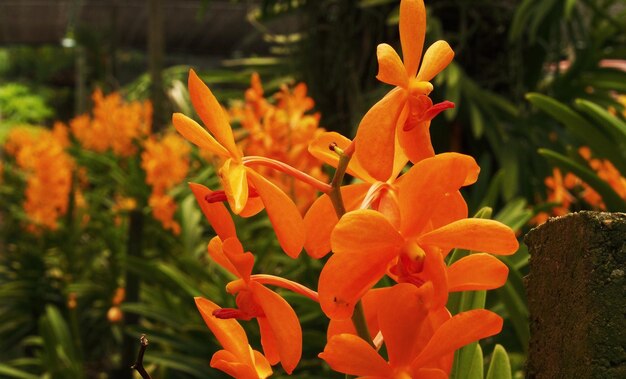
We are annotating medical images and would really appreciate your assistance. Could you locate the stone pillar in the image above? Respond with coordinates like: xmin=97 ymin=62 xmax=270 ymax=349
xmin=524 ymin=211 xmax=626 ymax=378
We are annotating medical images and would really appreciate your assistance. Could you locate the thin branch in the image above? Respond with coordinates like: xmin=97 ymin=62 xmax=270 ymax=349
xmin=131 ymin=334 xmax=152 ymax=379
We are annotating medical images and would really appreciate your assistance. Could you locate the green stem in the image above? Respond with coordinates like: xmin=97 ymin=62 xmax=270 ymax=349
xmin=326 ymin=143 xmax=374 ymax=350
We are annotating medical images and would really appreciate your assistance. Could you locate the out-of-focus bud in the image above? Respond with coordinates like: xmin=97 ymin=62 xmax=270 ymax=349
xmin=107 ymin=306 xmax=123 ymax=323
xmin=68 ymin=292 xmax=77 ymax=309
xmin=112 ymin=287 xmax=125 ymax=305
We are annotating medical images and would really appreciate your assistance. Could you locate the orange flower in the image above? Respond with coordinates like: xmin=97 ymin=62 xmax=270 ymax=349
xmin=303 ymin=131 xmax=410 ymax=258
xmin=354 ymin=0 xmax=455 ymax=180
xmin=318 ymin=153 xmax=518 ymax=319
xmin=195 ymin=297 xmax=273 ymax=379
xmin=173 ymin=69 xmax=308 ymax=257
xmin=208 ymin=236 xmax=316 ymax=374
xmin=70 ymin=90 xmax=151 ymax=156
xmin=319 ymin=283 xmax=503 ymax=378
xmin=5 ymin=127 xmax=74 ymax=232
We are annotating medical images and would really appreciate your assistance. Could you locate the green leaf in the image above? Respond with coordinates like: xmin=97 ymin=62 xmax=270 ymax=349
xmin=575 ymin=99 xmax=626 ymax=156
xmin=0 ymin=364 xmax=39 ymax=379
xmin=539 ymin=149 xmax=626 ymax=212
xmin=527 ymin=93 xmax=626 ymax=175
xmin=467 ymin=344 xmax=484 ymax=379
xmin=486 ymin=344 xmax=512 ymax=379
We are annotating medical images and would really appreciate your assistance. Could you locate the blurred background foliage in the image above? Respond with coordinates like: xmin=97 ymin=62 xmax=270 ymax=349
xmin=1 ymin=0 xmax=625 ymax=378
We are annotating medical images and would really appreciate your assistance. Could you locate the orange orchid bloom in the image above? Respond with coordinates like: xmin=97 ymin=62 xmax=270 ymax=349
xmin=303 ymin=131 xmax=409 ymax=258
xmin=318 ymin=153 xmax=519 ymax=320
xmin=195 ymin=297 xmax=273 ymax=379
xmin=207 ymin=235 xmax=319 ymax=374
xmin=354 ymin=0 xmax=455 ymax=181
xmin=173 ymin=69 xmax=309 ymax=257
xmin=319 ymin=284 xmax=503 ymax=378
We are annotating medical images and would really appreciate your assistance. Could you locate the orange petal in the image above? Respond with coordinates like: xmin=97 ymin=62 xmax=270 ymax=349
xmin=378 ymin=284 xmax=429 ymax=367
xmin=207 ymin=237 xmax=239 ymax=277
xmin=327 ymin=287 xmax=389 ymax=341
xmin=172 ymin=113 xmax=230 ymax=158
xmin=210 ymin=349 xmax=263 ymax=379
xmin=221 ymin=237 xmax=254 ymax=281
xmin=189 ymin=182 xmax=236 ymax=240
xmin=250 ymin=281 xmax=302 ymax=374
xmin=377 ymin=44 xmax=409 ymax=88
xmin=188 ymin=69 xmax=240 ymax=158
xmin=194 ymin=297 xmax=252 ymax=365
xmin=429 ymin=190 xmax=468 ymax=229
xmin=239 ymin=196 xmax=264 ymax=218
xmin=411 ymin=309 xmax=503 ymax=369
xmin=319 ymin=247 xmax=399 ymax=320
xmin=413 ymin=368 xmax=448 ymax=379
xmin=251 ymin=349 xmax=273 ymax=379
xmin=331 ymin=209 xmax=404 ymax=254
xmin=421 ymin=248 xmax=449 ymax=309
xmin=303 ymin=183 xmax=370 ymax=259
xmin=319 ymin=334 xmax=391 ymax=377
xmin=246 ymin=168 xmax=305 ymax=258
xmin=398 ymin=119 xmax=435 ymax=164
xmin=398 ymin=153 xmax=479 ymax=237
xmin=257 ymin=317 xmax=280 ymax=365
xmin=400 ymin=0 xmax=427 ymax=77
xmin=354 ymin=88 xmax=408 ymax=181
xmin=447 ymin=253 xmax=509 ymax=292
xmin=308 ymin=131 xmax=377 ymax=183
xmin=416 ymin=41 xmax=455 ymax=82
xmin=220 ymin=159 xmax=248 ymax=214
xmin=418 ymin=218 xmax=519 ymax=257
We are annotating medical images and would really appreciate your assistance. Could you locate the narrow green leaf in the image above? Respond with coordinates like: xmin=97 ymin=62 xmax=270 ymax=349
xmin=0 ymin=364 xmax=39 ymax=379
xmin=539 ymin=149 xmax=626 ymax=212
xmin=575 ymin=98 xmax=626 ymax=155
xmin=527 ymin=93 xmax=626 ymax=175
xmin=486 ymin=344 xmax=512 ymax=379
xmin=467 ymin=344 xmax=484 ymax=379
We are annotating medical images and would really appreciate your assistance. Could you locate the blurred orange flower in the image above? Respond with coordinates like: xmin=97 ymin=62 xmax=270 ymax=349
xmin=70 ymin=89 xmax=152 ymax=157
xmin=5 ymin=127 xmax=74 ymax=232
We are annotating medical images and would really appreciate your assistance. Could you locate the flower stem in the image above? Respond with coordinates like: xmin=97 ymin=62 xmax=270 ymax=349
xmin=243 ymin=156 xmax=332 ymax=193
xmin=326 ymin=142 xmax=374 ymax=349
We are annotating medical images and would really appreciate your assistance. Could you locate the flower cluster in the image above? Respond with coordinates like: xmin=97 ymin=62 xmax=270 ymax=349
xmin=176 ymin=0 xmax=519 ymax=377
xmin=229 ymin=74 xmax=328 ymax=212
xmin=534 ymin=146 xmax=626 ymax=223
xmin=4 ymin=125 xmax=74 ymax=232
xmin=69 ymin=89 xmax=152 ymax=157
xmin=141 ymin=133 xmax=191 ymax=234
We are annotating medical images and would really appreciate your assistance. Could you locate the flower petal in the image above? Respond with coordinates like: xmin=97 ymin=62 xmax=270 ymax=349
xmin=172 ymin=113 xmax=230 ymax=157
xmin=416 ymin=41 xmax=455 ymax=82
xmin=418 ymin=218 xmax=519 ymax=257
xmin=319 ymin=334 xmax=391 ymax=377
xmin=411 ymin=309 xmax=503 ymax=369
xmin=303 ymin=183 xmax=370 ymax=259
xmin=251 ymin=349 xmax=273 ymax=379
xmin=246 ymin=168 xmax=305 ymax=258
xmin=398 ymin=119 xmax=435 ymax=163
xmin=250 ymin=281 xmax=302 ymax=374
xmin=308 ymin=131 xmax=377 ymax=183
xmin=257 ymin=317 xmax=280 ymax=365
xmin=207 ymin=237 xmax=239 ymax=277
xmin=430 ymin=190 xmax=468 ymax=229
xmin=447 ymin=253 xmax=509 ymax=292
xmin=221 ymin=237 xmax=254 ymax=281
xmin=331 ymin=209 xmax=404 ymax=255
xmin=377 ymin=44 xmax=409 ymax=88
xmin=327 ymin=287 xmax=389 ymax=340
xmin=378 ymin=284 xmax=429 ymax=367
xmin=400 ymin=0 xmax=427 ymax=77
xmin=398 ymin=153 xmax=479 ymax=237
xmin=211 ymin=349 xmax=263 ymax=379
xmin=188 ymin=69 xmax=240 ymax=158
xmin=354 ymin=88 xmax=408 ymax=181
xmin=220 ymin=159 xmax=248 ymax=214
xmin=194 ymin=297 xmax=252 ymax=364
xmin=189 ymin=182 xmax=236 ymax=240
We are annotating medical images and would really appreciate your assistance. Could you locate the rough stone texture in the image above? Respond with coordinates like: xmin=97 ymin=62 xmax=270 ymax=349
xmin=524 ymin=211 xmax=626 ymax=379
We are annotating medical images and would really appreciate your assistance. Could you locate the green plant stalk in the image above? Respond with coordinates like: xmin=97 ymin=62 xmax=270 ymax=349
xmin=326 ymin=144 xmax=375 ymax=366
